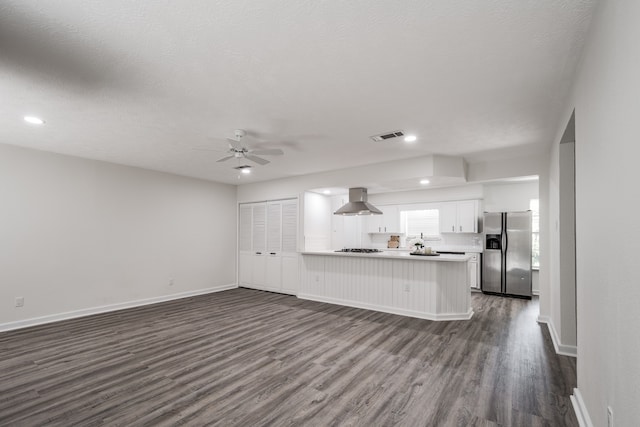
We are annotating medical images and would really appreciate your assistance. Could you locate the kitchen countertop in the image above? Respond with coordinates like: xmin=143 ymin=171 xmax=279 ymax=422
xmin=382 ymin=246 xmax=483 ymax=253
xmin=301 ymin=250 xmax=471 ymax=262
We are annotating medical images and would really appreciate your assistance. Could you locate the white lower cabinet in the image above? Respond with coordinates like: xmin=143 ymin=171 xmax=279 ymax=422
xmin=239 ymin=252 xmax=253 ymax=286
xmin=299 ymin=254 xmax=473 ymax=321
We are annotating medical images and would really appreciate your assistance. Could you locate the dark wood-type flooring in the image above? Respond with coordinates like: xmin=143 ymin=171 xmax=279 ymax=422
xmin=0 ymin=288 xmax=577 ymax=426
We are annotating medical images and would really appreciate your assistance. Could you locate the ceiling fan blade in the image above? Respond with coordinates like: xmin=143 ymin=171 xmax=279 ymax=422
xmin=249 ymin=148 xmax=284 ymax=156
xmin=226 ymin=138 xmax=243 ymax=151
xmin=244 ymin=154 xmax=270 ymax=165
xmin=216 ymin=155 xmax=235 ymax=163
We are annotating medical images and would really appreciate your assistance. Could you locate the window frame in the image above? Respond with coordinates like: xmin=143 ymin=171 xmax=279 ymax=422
xmin=530 ymin=199 xmax=540 ymax=270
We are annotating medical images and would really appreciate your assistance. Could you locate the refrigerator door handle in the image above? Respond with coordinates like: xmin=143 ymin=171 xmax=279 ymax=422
xmin=502 ymin=213 xmax=507 ymax=294
xmin=504 ymin=229 xmax=508 ymax=253
xmin=503 ymin=214 xmax=509 ymax=253
xmin=501 ymin=231 xmax=506 ymax=254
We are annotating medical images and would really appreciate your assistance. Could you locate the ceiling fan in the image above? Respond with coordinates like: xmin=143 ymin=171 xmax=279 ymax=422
xmin=200 ymin=129 xmax=284 ymax=166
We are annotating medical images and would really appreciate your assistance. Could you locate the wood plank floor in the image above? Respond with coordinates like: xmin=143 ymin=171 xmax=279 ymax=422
xmin=0 ymin=289 xmax=577 ymax=426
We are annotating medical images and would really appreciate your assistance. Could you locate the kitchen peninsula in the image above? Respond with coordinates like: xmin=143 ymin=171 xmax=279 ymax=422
xmin=300 ymin=250 xmax=473 ymax=321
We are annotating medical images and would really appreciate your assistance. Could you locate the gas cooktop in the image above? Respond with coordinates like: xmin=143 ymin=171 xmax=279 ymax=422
xmin=334 ymin=248 xmax=383 ymax=253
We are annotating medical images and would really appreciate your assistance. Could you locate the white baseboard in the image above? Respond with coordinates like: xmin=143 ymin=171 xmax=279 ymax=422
xmin=571 ymin=388 xmax=593 ymax=427
xmin=297 ymin=293 xmax=474 ymax=321
xmin=537 ymin=317 xmax=577 ymax=357
xmin=0 ymin=283 xmax=238 ymax=333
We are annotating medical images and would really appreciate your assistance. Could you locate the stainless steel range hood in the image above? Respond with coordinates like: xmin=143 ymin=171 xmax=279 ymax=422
xmin=333 ymin=187 xmax=383 ymax=216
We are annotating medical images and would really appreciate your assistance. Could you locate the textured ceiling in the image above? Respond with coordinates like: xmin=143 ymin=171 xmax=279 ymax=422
xmin=0 ymin=0 xmax=596 ymax=185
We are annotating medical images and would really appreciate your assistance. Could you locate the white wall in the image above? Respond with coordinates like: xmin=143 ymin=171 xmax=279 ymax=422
xmin=237 ymin=151 xmax=544 ymax=203
xmin=0 ymin=144 xmax=237 ymax=328
xmin=542 ymin=134 xmax=578 ymax=357
xmin=547 ymin=137 xmax=563 ymax=344
xmin=558 ymin=142 xmax=577 ymax=348
xmin=367 ymin=184 xmax=484 ymax=205
xmin=303 ymin=192 xmax=332 ymax=251
xmin=548 ymin=0 xmax=640 ymax=424
xmin=538 ymin=151 xmax=551 ymax=324
xmin=482 ymin=181 xmax=538 ymax=212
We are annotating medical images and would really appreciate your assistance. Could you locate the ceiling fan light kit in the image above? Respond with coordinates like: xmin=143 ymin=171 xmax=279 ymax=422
xmin=216 ymin=129 xmax=284 ymax=166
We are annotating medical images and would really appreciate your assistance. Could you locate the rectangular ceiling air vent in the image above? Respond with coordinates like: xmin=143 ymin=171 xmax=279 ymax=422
xmin=370 ymin=130 xmax=405 ymax=142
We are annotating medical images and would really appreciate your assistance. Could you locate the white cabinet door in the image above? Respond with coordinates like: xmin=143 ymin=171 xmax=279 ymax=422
xmin=267 ymin=202 xmax=282 ymax=253
xmin=239 ymin=204 xmax=252 ymax=252
xmin=251 ymin=253 xmax=267 ymax=289
xmin=381 ymin=205 xmax=400 ymax=233
xmin=280 ymin=199 xmax=299 ymax=294
xmin=265 ymin=202 xmax=283 ymax=291
xmin=248 ymin=203 xmax=267 ymax=290
xmin=239 ymin=252 xmax=253 ymax=286
xmin=252 ymin=203 xmax=267 ymax=254
xmin=281 ymin=199 xmax=298 ymax=254
xmin=439 ymin=200 xmax=478 ymax=233
xmin=468 ymin=260 xmax=477 ymax=288
xmin=239 ymin=204 xmax=256 ymax=289
xmin=466 ymin=253 xmax=480 ymax=289
xmin=365 ymin=214 xmax=383 ymax=233
xmin=457 ymin=200 xmax=478 ymax=233
xmin=265 ymin=253 xmax=282 ymax=291
xmin=439 ymin=202 xmax=458 ymax=233
xmin=365 ymin=205 xmax=400 ymax=233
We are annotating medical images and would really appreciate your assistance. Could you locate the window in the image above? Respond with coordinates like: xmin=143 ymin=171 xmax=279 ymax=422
xmin=400 ymin=209 xmax=440 ymax=240
xmin=530 ymin=199 xmax=540 ymax=269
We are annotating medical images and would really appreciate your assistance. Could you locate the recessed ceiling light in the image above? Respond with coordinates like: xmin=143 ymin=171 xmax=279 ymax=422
xmin=24 ymin=116 xmax=45 ymax=125
xmin=323 ymin=190 xmax=331 ymax=195
xmin=241 ymin=168 xmax=251 ymax=174
xmin=404 ymin=135 xmax=417 ymax=143
xmin=420 ymin=179 xmax=430 ymax=185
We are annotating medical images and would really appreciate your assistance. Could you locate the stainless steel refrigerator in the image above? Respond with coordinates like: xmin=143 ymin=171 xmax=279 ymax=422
xmin=482 ymin=211 xmax=532 ymax=298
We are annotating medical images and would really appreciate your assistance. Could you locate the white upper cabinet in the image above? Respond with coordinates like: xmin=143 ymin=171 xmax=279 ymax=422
xmin=439 ymin=200 xmax=479 ymax=233
xmin=366 ymin=205 xmax=400 ymax=233
xmin=438 ymin=203 xmax=458 ymax=234
xmin=456 ymin=200 xmax=478 ymax=233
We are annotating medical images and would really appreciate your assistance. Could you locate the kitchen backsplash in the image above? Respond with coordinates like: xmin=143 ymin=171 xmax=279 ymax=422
xmin=365 ymin=232 xmax=483 ymax=252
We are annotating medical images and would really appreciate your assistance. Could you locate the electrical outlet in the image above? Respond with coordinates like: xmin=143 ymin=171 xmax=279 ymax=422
xmin=607 ymin=406 xmax=613 ymax=427
xmin=315 ymin=275 xmax=319 ymax=282
xmin=168 ymin=278 xmax=174 ymax=286
xmin=403 ymin=284 xmax=410 ymax=292
xmin=15 ymin=297 xmax=24 ymax=307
